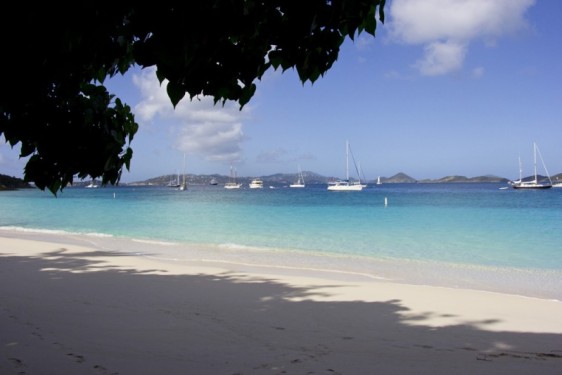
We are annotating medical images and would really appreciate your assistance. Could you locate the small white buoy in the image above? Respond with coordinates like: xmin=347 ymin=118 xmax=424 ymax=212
xmin=384 ymin=197 xmax=388 ymax=206
xmin=113 ymin=192 xmax=116 ymax=199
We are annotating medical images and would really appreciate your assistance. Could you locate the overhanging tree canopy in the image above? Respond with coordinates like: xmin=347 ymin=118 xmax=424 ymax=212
xmin=0 ymin=1 xmax=385 ymax=194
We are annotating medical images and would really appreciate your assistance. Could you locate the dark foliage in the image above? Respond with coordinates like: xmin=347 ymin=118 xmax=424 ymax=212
xmin=0 ymin=1 xmax=385 ymax=194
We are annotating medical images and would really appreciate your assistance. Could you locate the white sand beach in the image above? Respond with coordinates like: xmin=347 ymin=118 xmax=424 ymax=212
xmin=1 ymin=231 xmax=561 ymax=374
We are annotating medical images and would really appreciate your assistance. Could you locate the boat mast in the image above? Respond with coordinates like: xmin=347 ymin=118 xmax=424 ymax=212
xmin=345 ymin=140 xmax=350 ymax=181
xmin=181 ymin=153 xmax=187 ymax=190
xmin=534 ymin=142 xmax=553 ymax=185
xmin=533 ymin=142 xmax=538 ymax=183
xmin=230 ymin=164 xmax=238 ymax=183
xmin=518 ymin=156 xmax=522 ymax=183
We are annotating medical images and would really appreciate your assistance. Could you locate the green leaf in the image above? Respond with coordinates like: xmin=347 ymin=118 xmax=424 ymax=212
xmin=166 ymin=81 xmax=186 ymax=108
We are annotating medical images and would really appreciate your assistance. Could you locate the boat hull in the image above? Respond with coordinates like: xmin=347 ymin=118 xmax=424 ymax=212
xmin=327 ymin=183 xmax=363 ymax=191
xmin=512 ymin=184 xmax=552 ymax=189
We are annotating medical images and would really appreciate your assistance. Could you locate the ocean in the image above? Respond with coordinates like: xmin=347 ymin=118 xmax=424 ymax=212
xmin=1 ymin=182 xmax=561 ymax=300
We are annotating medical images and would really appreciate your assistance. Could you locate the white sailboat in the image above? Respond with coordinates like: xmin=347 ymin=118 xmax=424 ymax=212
xmin=327 ymin=140 xmax=364 ymax=191
xmin=511 ymin=142 xmax=552 ymax=189
xmin=85 ymin=178 xmax=98 ymax=188
xmin=179 ymin=174 xmax=187 ymax=190
xmin=376 ymin=176 xmax=382 ymax=185
xmin=290 ymin=166 xmax=305 ymax=188
xmin=224 ymin=165 xmax=242 ymax=189
xmin=167 ymin=171 xmax=181 ymax=188
xmin=178 ymin=153 xmax=187 ymax=191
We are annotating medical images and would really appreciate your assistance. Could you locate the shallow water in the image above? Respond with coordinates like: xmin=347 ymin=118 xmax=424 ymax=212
xmin=2 ymin=183 xmax=561 ymax=299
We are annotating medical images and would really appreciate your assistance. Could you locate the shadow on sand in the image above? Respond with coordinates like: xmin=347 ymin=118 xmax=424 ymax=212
xmin=1 ymin=248 xmax=561 ymax=375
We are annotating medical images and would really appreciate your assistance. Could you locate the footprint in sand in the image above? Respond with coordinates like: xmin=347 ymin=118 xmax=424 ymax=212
xmin=8 ymin=357 xmax=26 ymax=373
xmin=67 ymin=353 xmax=85 ymax=363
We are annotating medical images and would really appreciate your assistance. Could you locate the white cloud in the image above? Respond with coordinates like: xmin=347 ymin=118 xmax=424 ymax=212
xmin=0 ymin=137 xmax=28 ymax=178
xmin=356 ymin=34 xmax=375 ymax=50
xmin=388 ymin=0 xmax=535 ymax=75
xmin=414 ymin=40 xmax=466 ymax=76
xmin=132 ymin=67 xmax=249 ymax=164
xmin=471 ymin=66 xmax=485 ymax=78
xmin=0 ymin=141 xmax=7 ymax=164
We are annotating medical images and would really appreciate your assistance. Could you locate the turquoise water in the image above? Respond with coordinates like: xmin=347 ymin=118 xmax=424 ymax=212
xmin=2 ymin=183 xmax=561 ymax=299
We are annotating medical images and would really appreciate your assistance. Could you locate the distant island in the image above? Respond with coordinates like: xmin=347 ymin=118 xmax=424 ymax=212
xmin=127 ymin=171 xmax=516 ymax=187
xmin=4 ymin=171 xmax=562 ymax=190
xmin=0 ymin=174 xmax=33 ymax=191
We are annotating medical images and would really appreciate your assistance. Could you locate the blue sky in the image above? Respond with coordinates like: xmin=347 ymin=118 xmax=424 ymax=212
xmin=2 ymin=0 xmax=561 ymax=183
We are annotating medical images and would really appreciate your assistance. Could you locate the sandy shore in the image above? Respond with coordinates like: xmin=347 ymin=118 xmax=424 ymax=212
xmin=1 ymin=231 xmax=561 ymax=374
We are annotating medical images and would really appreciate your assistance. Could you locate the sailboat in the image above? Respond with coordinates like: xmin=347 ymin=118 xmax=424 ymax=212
xmin=376 ymin=176 xmax=382 ymax=185
xmin=289 ymin=166 xmax=305 ymax=188
xmin=327 ymin=140 xmax=364 ymax=191
xmin=85 ymin=178 xmax=98 ymax=188
xmin=167 ymin=172 xmax=181 ymax=188
xmin=511 ymin=142 xmax=552 ymax=189
xmin=178 ymin=153 xmax=187 ymax=191
xmin=224 ymin=165 xmax=242 ymax=189
xmin=179 ymin=174 xmax=187 ymax=190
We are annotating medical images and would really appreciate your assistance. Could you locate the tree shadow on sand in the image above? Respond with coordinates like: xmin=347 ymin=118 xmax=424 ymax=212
xmin=1 ymin=248 xmax=561 ymax=375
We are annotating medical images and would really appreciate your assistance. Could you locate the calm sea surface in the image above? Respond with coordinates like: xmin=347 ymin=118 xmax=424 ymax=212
xmin=1 ymin=183 xmax=561 ymax=299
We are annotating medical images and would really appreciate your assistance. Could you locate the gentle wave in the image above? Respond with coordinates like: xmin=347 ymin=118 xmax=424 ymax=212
xmin=0 ymin=226 xmax=112 ymax=238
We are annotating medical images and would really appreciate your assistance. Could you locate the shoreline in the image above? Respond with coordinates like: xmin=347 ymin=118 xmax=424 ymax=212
xmin=2 ymin=228 xmax=562 ymax=301
xmin=2 ymin=230 xmax=562 ymax=374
